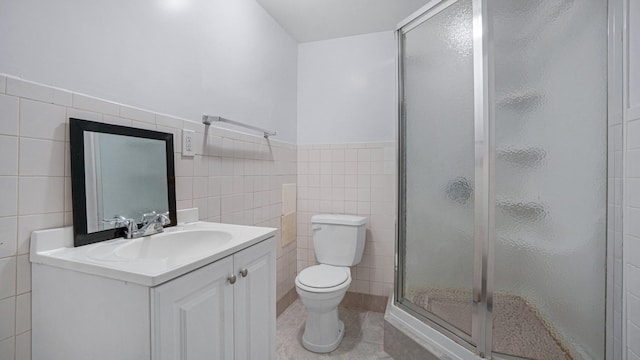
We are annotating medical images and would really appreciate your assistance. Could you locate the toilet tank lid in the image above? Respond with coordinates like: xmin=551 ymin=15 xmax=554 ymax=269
xmin=311 ymin=214 xmax=368 ymax=226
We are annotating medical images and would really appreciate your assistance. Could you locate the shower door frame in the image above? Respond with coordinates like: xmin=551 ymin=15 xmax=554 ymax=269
xmin=394 ymin=0 xmax=494 ymax=356
xmin=394 ymin=0 xmax=622 ymax=359
xmin=395 ymin=0 xmax=482 ymax=353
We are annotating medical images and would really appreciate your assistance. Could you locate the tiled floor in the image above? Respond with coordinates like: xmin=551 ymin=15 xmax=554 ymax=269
xmin=277 ymin=300 xmax=393 ymax=360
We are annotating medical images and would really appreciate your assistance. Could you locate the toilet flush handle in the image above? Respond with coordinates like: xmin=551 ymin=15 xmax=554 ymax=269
xmin=311 ymin=224 xmax=322 ymax=231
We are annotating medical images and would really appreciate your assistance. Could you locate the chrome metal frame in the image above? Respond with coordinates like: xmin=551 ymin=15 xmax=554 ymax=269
xmin=394 ymin=22 xmax=405 ymax=320
xmin=201 ymin=115 xmax=276 ymax=138
xmin=394 ymin=0 xmax=479 ymax=354
xmin=492 ymin=353 xmax=534 ymax=360
xmin=394 ymin=0 xmax=619 ymax=359
xmin=471 ymin=0 xmax=494 ymax=357
xmin=607 ymin=0 xmax=625 ymax=358
xmin=396 ymin=0 xmax=459 ymax=33
xmin=400 ymin=300 xmax=477 ymax=351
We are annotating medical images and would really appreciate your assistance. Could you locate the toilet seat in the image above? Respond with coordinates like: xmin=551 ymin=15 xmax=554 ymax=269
xmin=296 ymin=265 xmax=350 ymax=293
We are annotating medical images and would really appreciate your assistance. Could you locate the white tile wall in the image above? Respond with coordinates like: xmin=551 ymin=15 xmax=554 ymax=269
xmin=18 ymin=99 xmax=66 ymax=141
xmin=15 ymin=256 xmax=30 ymax=295
xmin=0 ymin=177 xmax=18 ymax=217
xmin=71 ymin=94 xmax=120 ymax=116
xmin=0 ymin=94 xmax=19 ymax=136
xmin=18 ymin=177 xmax=65 ymax=215
xmin=0 ymin=336 xmax=15 ymax=360
xmin=0 ymin=75 xmax=297 ymax=360
xmin=0 ymin=257 xmax=16 ymax=299
xmin=0 ymin=135 xmax=18 ymax=175
xmin=18 ymin=139 xmax=65 ymax=177
xmin=0 ymin=297 xmax=16 ymax=340
xmin=5 ymin=78 xmax=71 ymax=107
xmin=16 ymin=213 xmax=64 ymax=255
xmin=14 ymin=294 xmax=30 ymax=335
xmin=119 ymin=105 xmax=155 ymax=124
xmin=0 ymin=217 xmax=17 ymax=258
xmin=14 ymin=331 xmax=30 ymax=360
xmin=297 ymin=142 xmax=396 ymax=297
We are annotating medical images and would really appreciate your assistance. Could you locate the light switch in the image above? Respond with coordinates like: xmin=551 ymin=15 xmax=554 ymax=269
xmin=182 ymin=129 xmax=195 ymax=157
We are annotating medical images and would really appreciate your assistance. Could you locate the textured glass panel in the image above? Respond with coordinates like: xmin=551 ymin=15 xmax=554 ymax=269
xmin=491 ymin=1 xmax=608 ymax=359
xmin=401 ymin=0 xmax=475 ymax=336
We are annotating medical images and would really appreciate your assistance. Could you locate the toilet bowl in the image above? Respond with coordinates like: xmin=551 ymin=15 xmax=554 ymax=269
xmin=294 ymin=214 xmax=367 ymax=353
xmin=295 ymin=265 xmax=352 ymax=353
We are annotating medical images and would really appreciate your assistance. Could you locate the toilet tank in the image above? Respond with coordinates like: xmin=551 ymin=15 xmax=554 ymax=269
xmin=311 ymin=214 xmax=368 ymax=267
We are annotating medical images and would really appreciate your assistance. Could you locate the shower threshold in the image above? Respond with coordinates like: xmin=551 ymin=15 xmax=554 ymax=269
xmin=406 ymin=287 xmax=573 ymax=360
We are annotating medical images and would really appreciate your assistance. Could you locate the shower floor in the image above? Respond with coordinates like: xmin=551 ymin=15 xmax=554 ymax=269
xmin=406 ymin=287 xmax=572 ymax=360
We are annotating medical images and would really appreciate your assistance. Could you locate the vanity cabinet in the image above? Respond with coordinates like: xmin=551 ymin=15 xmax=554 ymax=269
xmin=32 ymin=234 xmax=275 ymax=360
xmin=152 ymin=238 xmax=275 ymax=360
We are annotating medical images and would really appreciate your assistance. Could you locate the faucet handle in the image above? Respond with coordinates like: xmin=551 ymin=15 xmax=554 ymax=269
xmin=140 ymin=211 xmax=158 ymax=224
xmin=102 ymin=215 xmax=127 ymax=227
xmin=102 ymin=216 xmax=137 ymax=239
xmin=158 ymin=212 xmax=171 ymax=226
xmin=102 ymin=215 xmax=126 ymax=222
xmin=140 ymin=211 xmax=171 ymax=227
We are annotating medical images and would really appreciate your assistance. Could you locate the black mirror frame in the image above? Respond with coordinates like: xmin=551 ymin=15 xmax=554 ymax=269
xmin=69 ymin=118 xmax=177 ymax=247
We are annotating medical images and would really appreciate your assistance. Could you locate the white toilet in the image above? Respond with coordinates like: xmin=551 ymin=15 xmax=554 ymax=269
xmin=295 ymin=214 xmax=368 ymax=353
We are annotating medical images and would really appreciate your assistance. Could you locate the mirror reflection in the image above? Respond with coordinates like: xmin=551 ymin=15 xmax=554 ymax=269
xmin=84 ymin=131 xmax=169 ymax=232
xmin=70 ymin=118 xmax=176 ymax=247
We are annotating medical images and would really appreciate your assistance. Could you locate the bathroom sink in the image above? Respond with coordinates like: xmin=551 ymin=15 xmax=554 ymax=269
xmin=116 ymin=230 xmax=233 ymax=260
xmin=30 ymin=214 xmax=277 ymax=286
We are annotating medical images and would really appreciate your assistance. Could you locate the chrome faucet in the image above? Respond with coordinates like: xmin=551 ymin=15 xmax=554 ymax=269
xmin=102 ymin=215 xmax=138 ymax=238
xmin=135 ymin=211 xmax=171 ymax=238
xmin=103 ymin=211 xmax=170 ymax=239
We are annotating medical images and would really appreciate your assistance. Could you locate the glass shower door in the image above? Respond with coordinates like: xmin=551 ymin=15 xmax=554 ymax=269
xmin=398 ymin=1 xmax=608 ymax=358
xmin=490 ymin=1 xmax=608 ymax=359
xmin=399 ymin=0 xmax=476 ymax=341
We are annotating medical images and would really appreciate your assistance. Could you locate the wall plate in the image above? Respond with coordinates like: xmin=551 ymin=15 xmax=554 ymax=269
xmin=182 ymin=129 xmax=195 ymax=156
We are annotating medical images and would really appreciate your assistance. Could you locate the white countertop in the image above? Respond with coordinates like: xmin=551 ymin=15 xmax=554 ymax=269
xmin=30 ymin=221 xmax=277 ymax=287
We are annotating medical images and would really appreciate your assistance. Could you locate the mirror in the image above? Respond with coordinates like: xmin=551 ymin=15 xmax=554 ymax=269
xmin=70 ymin=118 xmax=177 ymax=246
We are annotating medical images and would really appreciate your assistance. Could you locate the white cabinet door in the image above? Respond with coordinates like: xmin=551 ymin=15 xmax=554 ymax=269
xmin=152 ymin=256 xmax=235 ymax=360
xmin=233 ymin=237 xmax=276 ymax=360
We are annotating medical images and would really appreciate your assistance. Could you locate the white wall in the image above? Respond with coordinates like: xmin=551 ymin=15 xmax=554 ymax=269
xmin=297 ymin=31 xmax=396 ymax=144
xmin=0 ymin=0 xmax=298 ymax=143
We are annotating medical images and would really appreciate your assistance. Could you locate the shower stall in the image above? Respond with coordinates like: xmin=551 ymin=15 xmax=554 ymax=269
xmin=394 ymin=0 xmax=617 ymax=359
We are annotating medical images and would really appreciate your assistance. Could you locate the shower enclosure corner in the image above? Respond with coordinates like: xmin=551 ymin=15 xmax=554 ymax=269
xmin=395 ymin=0 xmax=611 ymax=359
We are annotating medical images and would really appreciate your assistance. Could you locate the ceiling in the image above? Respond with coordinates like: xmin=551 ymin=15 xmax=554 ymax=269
xmin=255 ymin=0 xmax=431 ymax=43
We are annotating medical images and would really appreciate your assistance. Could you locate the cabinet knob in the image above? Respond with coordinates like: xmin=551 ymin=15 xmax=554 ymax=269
xmin=228 ymin=274 xmax=237 ymax=284
xmin=239 ymin=268 xmax=249 ymax=277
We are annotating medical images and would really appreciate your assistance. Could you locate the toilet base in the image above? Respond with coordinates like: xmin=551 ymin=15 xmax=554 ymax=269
xmin=302 ymin=320 xmax=345 ymax=353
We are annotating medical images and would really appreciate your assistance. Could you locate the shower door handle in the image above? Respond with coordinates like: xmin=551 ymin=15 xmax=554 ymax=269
xmin=446 ymin=177 xmax=473 ymax=204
